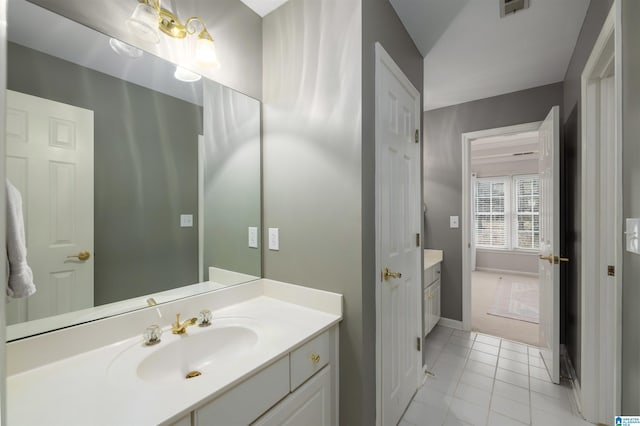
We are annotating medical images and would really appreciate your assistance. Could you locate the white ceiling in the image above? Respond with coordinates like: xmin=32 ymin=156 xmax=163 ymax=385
xmin=471 ymin=131 xmax=539 ymax=165
xmin=389 ymin=0 xmax=469 ymax=57
xmin=237 ymin=0 xmax=289 ymax=17
xmin=391 ymin=0 xmax=590 ymax=111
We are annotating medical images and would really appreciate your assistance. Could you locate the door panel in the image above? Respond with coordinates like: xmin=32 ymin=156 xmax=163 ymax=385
xmin=538 ymin=105 xmax=560 ymax=384
xmin=376 ymin=44 xmax=421 ymax=426
xmin=6 ymin=90 xmax=94 ymax=323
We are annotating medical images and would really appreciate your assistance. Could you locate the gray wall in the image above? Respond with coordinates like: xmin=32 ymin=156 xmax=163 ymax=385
xmin=560 ymin=0 xmax=613 ymax=382
xmin=28 ymin=0 xmax=263 ymax=100
xmin=263 ymin=0 xmax=422 ymax=423
xmin=262 ymin=1 xmax=363 ymax=424
xmin=7 ymin=43 xmax=202 ymax=305
xmin=621 ymin=0 xmax=640 ymax=414
xmin=424 ymin=82 xmax=564 ymax=321
xmin=362 ymin=0 xmax=424 ymax=421
xmin=202 ymin=79 xmax=261 ymax=278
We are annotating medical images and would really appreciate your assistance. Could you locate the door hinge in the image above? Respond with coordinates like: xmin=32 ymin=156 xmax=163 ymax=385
xmin=417 ymin=337 xmax=421 ymax=351
xmin=414 ymin=129 xmax=420 ymax=144
xmin=608 ymin=265 xmax=615 ymax=276
xmin=416 ymin=233 xmax=420 ymax=247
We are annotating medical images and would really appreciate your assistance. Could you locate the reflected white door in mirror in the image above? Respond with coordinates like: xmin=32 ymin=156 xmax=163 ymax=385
xmin=6 ymin=90 xmax=94 ymax=324
xmin=6 ymin=279 xmax=342 ymax=426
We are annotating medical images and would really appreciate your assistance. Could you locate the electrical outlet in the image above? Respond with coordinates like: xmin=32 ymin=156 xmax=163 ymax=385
xmin=268 ymin=228 xmax=279 ymax=251
xmin=180 ymin=214 xmax=193 ymax=227
xmin=450 ymin=216 xmax=459 ymax=228
xmin=248 ymin=227 xmax=258 ymax=248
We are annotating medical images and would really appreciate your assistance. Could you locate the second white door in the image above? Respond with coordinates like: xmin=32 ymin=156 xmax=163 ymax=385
xmin=5 ymin=90 xmax=94 ymax=323
xmin=375 ymin=43 xmax=422 ymax=426
xmin=537 ymin=105 xmax=560 ymax=384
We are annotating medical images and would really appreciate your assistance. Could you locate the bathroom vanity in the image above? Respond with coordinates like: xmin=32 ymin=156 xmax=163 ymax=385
xmin=6 ymin=280 xmax=342 ymax=426
xmin=423 ymin=249 xmax=443 ymax=336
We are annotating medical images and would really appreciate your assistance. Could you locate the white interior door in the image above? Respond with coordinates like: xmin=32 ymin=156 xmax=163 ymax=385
xmin=375 ymin=43 xmax=421 ymax=426
xmin=538 ymin=105 xmax=560 ymax=384
xmin=5 ymin=90 xmax=94 ymax=323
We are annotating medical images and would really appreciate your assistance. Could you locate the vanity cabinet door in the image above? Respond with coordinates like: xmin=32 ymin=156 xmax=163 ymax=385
xmin=253 ymin=366 xmax=332 ymax=426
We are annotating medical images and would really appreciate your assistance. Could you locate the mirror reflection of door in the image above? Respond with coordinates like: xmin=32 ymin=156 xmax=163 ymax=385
xmin=6 ymin=90 xmax=94 ymax=324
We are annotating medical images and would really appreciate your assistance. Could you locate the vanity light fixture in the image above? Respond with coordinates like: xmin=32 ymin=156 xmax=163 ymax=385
xmin=126 ymin=0 xmax=221 ymax=68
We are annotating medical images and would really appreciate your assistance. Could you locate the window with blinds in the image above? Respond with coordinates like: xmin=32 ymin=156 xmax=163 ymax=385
xmin=474 ymin=178 xmax=509 ymax=249
xmin=513 ymin=175 xmax=540 ymax=249
xmin=473 ymin=174 xmax=540 ymax=251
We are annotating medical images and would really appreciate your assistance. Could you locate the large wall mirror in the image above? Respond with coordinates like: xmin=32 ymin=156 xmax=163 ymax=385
xmin=5 ymin=0 xmax=262 ymax=340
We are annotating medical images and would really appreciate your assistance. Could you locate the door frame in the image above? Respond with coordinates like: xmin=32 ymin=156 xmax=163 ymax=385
xmin=374 ymin=42 xmax=422 ymax=426
xmin=580 ymin=4 xmax=621 ymax=423
xmin=461 ymin=121 xmax=542 ymax=331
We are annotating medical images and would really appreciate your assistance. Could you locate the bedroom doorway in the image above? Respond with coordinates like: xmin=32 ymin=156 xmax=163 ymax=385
xmin=462 ymin=121 xmax=544 ymax=347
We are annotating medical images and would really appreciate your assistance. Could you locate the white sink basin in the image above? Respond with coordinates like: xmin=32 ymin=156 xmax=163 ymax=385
xmin=108 ymin=317 xmax=260 ymax=386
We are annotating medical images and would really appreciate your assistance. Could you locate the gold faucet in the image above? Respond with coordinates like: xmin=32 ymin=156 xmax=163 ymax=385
xmin=171 ymin=314 xmax=197 ymax=334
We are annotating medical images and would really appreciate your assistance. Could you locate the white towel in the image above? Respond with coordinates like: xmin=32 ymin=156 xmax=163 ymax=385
xmin=6 ymin=179 xmax=36 ymax=298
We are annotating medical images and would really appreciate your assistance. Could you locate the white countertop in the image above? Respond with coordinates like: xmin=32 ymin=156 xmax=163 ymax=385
xmin=7 ymin=280 xmax=342 ymax=426
xmin=424 ymin=249 xmax=443 ymax=270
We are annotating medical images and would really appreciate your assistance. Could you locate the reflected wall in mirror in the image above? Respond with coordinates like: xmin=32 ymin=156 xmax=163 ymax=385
xmin=5 ymin=0 xmax=261 ymax=341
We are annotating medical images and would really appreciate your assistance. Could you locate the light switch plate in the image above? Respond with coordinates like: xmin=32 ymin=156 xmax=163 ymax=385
xmin=268 ymin=228 xmax=279 ymax=251
xmin=450 ymin=216 xmax=459 ymax=228
xmin=248 ymin=227 xmax=258 ymax=248
xmin=626 ymin=218 xmax=640 ymax=254
xmin=180 ymin=214 xmax=193 ymax=227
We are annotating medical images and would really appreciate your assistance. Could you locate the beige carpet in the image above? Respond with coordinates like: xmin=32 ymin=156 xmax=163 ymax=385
xmin=472 ymin=270 xmax=541 ymax=346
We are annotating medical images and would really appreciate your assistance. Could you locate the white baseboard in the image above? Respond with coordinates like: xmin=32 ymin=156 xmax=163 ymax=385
xmin=438 ymin=317 xmax=464 ymax=330
xmin=475 ymin=267 xmax=539 ymax=277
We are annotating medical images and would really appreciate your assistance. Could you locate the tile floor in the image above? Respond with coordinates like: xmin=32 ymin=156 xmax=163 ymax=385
xmin=400 ymin=325 xmax=592 ymax=426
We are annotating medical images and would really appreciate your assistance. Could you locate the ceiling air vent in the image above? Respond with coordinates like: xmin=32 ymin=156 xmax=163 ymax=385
xmin=500 ymin=0 xmax=530 ymax=17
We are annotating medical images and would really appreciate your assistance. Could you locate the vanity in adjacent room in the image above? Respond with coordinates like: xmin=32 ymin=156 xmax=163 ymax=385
xmin=423 ymin=249 xmax=443 ymax=336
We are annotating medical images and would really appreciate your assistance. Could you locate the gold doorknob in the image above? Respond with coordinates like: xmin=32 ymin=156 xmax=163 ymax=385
xmin=67 ymin=251 xmax=90 ymax=261
xmin=539 ymin=255 xmax=553 ymax=264
xmin=539 ymin=255 xmax=569 ymax=264
xmin=382 ymin=267 xmax=402 ymax=281
xmin=310 ymin=353 xmax=321 ymax=364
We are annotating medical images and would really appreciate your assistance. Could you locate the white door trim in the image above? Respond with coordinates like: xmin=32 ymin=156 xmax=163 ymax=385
xmin=580 ymin=4 xmax=620 ymax=423
xmin=374 ymin=42 xmax=422 ymax=426
xmin=461 ymin=121 xmax=542 ymax=331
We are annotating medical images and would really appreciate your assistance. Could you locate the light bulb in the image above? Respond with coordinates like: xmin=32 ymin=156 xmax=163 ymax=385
xmin=195 ymin=37 xmax=221 ymax=68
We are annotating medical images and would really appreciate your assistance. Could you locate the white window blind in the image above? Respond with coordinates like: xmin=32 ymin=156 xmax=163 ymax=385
xmin=473 ymin=175 xmax=540 ymax=251
xmin=513 ymin=175 xmax=540 ymax=249
xmin=474 ymin=178 xmax=508 ymax=249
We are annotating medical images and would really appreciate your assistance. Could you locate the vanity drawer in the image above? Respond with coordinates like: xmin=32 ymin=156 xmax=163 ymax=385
xmin=424 ymin=263 xmax=441 ymax=287
xmin=290 ymin=330 xmax=330 ymax=391
xmin=194 ymin=356 xmax=290 ymax=426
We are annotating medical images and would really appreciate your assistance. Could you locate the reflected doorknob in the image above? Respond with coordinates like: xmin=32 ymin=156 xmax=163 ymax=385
xmin=539 ymin=255 xmax=569 ymax=264
xmin=382 ymin=267 xmax=402 ymax=281
xmin=67 ymin=251 xmax=91 ymax=261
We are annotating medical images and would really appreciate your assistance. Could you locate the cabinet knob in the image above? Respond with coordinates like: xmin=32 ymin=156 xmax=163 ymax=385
xmin=310 ymin=353 xmax=321 ymax=364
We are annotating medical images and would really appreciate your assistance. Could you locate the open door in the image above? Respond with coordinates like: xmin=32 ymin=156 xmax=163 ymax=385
xmin=538 ymin=105 xmax=561 ymax=384
xmin=375 ymin=43 xmax=422 ymax=426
